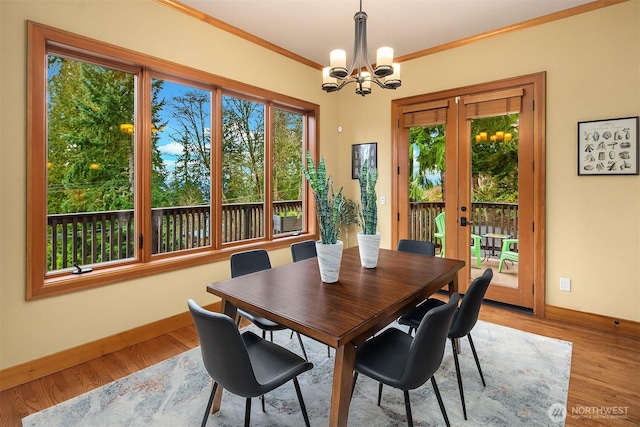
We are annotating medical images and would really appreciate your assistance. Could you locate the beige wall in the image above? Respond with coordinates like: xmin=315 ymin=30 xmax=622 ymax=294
xmin=335 ymin=1 xmax=640 ymax=322
xmin=1 ymin=0 xmax=638 ymax=370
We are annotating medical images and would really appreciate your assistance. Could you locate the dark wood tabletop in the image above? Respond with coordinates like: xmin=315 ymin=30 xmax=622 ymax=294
xmin=207 ymin=245 xmax=464 ymax=426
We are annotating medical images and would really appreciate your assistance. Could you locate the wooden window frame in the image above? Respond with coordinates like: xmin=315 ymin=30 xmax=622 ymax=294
xmin=27 ymin=21 xmax=319 ymax=300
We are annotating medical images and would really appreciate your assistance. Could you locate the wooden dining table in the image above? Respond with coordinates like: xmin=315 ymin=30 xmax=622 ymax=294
xmin=206 ymin=245 xmax=465 ymax=426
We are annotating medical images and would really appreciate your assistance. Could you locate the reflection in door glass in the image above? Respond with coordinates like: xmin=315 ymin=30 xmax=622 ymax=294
xmin=408 ymin=124 xmax=446 ymax=254
xmin=470 ymin=114 xmax=519 ymax=287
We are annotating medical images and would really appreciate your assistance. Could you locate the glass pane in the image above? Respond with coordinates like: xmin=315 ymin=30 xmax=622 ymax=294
xmin=151 ymin=79 xmax=212 ymax=254
xmin=46 ymin=55 xmax=136 ymax=272
xmin=408 ymin=124 xmax=446 ymax=254
xmin=470 ymin=114 xmax=519 ymax=286
xmin=221 ymin=95 xmax=265 ymax=242
xmin=272 ymin=109 xmax=303 ymax=235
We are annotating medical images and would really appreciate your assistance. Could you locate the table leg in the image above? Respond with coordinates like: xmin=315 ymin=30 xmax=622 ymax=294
xmin=329 ymin=343 xmax=356 ymax=427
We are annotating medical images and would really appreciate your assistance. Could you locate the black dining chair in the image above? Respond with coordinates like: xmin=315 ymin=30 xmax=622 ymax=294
xmin=188 ymin=299 xmax=313 ymax=427
xmin=290 ymin=239 xmax=317 ymax=262
xmin=230 ymin=249 xmax=308 ymax=361
xmin=398 ymin=268 xmax=493 ymax=420
xmin=290 ymin=240 xmax=332 ymax=358
xmin=397 ymin=239 xmax=436 ymax=256
xmin=351 ymin=293 xmax=461 ymax=427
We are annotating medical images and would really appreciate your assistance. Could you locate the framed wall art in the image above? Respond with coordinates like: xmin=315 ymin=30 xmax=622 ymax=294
xmin=352 ymin=142 xmax=377 ymax=179
xmin=578 ymin=116 xmax=639 ymax=176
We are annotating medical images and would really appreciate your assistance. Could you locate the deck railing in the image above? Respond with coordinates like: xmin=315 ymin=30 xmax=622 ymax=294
xmin=47 ymin=200 xmax=517 ymax=271
xmin=47 ymin=200 xmax=303 ymax=271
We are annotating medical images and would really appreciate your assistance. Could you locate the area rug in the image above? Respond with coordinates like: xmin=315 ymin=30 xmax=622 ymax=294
xmin=22 ymin=321 xmax=572 ymax=426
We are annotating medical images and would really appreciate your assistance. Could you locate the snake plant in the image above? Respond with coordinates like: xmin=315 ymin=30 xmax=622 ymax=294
xmin=302 ymin=152 xmax=344 ymax=244
xmin=358 ymin=160 xmax=378 ymax=235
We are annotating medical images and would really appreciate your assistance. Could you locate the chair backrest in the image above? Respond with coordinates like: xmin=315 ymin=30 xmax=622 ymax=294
xmin=449 ymin=268 xmax=493 ymax=338
xmin=400 ymin=293 xmax=460 ymax=390
xmin=435 ymin=212 xmax=446 ymax=234
xmin=397 ymin=239 xmax=436 ymax=256
xmin=291 ymin=240 xmax=317 ymax=262
xmin=230 ymin=249 xmax=271 ymax=278
xmin=188 ymin=299 xmax=260 ymax=397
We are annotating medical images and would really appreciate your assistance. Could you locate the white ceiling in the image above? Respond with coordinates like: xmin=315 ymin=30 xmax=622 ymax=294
xmin=177 ymin=0 xmax=595 ymax=67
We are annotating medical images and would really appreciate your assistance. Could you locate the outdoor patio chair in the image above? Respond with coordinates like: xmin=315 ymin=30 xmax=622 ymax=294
xmin=498 ymin=238 xmax=519 ymax=272
xmin=434 ymin=212 xmax=482 ymax=268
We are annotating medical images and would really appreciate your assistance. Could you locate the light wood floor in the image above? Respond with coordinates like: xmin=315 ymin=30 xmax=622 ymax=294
xmin=2 ymin=303 xmax=638 ymax=426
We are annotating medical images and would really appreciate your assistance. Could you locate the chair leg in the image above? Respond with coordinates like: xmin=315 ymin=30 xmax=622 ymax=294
xmin=201 ymin=382 xmax=218 ymax=427
xmin=377 ymin=382 xmax=383 ymax=406
xmin=293 ymin=377 xmax=311 ymax=427
xmin=468 ymin=333 xmax=486 ymax=387
xmin=295 ymin=332 xmax=308 ymax=361
xmin=430 ymin=376 xmax=450 ymax=427
xmin=403 ymin=390 xmax=413 ymax=427
xmin=270 ymin=331 xmax=273 ymax=342
xmin=351 ymin=372 xmax=359 ymax=399
xmin=261 ymin=394 xmax=265 ymax=412
xmin=450 ymin=338 xmax=467 ymax=420
xmin=244 ymin=398 xmax=251 ymax=427
xmin=327 ymin=346 xmax=331 ymax=358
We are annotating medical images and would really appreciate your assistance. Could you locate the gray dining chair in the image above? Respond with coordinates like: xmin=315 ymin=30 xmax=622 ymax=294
xmin=290 ymin=240 xmax=332 ymax=358
xmin=290 ymin=239 xmax=317 ymax=262
xmin=230 ymin=249 xmax=308 ymax=361
xmin=351 ymin=293 xmax=461 ymax=427
xmin=188 ymin=299 xmax=313 ymax=427
xmin=397 ymin=239 xmax=436 ymax=256
xmin=398 ymin=268 xmax=493 ymax=420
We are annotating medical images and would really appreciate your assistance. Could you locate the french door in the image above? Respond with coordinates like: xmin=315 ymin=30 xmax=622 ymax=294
xmin=392 ymin=73 xmax=545 ymax=314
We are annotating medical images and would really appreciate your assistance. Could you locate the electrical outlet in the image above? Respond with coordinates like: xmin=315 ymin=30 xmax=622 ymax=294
xmin=380 ymin=196 xmax=386 ymax=205
xmin=560 ymin=277 xmax=571 ymax=292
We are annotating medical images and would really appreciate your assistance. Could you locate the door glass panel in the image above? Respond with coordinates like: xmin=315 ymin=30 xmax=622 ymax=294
xmin=151 ymin=79 xmax=212 ymax=254
xmin=408 ymin=124 xmax=446 ymax=255
xmin=470 ymin=114 xmax=519 ymax=287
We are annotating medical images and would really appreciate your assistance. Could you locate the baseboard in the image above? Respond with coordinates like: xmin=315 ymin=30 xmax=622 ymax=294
xmin=0 ymin=301 xmax=221 ymax=392
xmin=545 ymin=305 xmax=640 ymax=338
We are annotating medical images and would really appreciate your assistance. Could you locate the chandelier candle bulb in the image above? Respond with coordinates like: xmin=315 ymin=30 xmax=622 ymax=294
xmin=329 ymin=49 xmax=347 ymax=78
xmin=322 ymin=67 xmax=338 ymax=91
xmin=356 ymin=71 xmax=372 ymax=95
xmin=375 ymin=47 xmax=394 ymax=76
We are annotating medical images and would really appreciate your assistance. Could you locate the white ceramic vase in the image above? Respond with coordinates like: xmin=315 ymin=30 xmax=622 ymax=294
xmin=315 ymin=240 xmax=343 ymax=283
xmin=357 ymin=232 xmax=381 ymax=268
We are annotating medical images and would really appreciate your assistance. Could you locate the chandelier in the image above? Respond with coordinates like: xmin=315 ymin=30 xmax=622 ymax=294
xmin=321 ymin=0 xmax=401 ymax=96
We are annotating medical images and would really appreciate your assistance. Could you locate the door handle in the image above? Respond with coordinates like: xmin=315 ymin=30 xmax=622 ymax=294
xmin=460 ymin=216 xmax=474 ymax=227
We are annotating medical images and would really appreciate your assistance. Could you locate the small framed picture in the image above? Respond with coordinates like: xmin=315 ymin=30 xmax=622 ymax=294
xmin=577 ymin=116 xmax=639 ymax=175
xmin=352 ymin=142 xmax=377 ymax=179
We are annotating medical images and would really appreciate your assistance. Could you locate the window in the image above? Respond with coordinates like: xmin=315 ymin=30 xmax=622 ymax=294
xmin=27 ymin=22 xmax=318 ymax=299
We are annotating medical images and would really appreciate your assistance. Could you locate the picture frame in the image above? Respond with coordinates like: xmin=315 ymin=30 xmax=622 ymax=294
xmin=577 ymin=116 xmax=639 ymax=176
xmin=352 ymin=142 xmax=377 ymax=179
